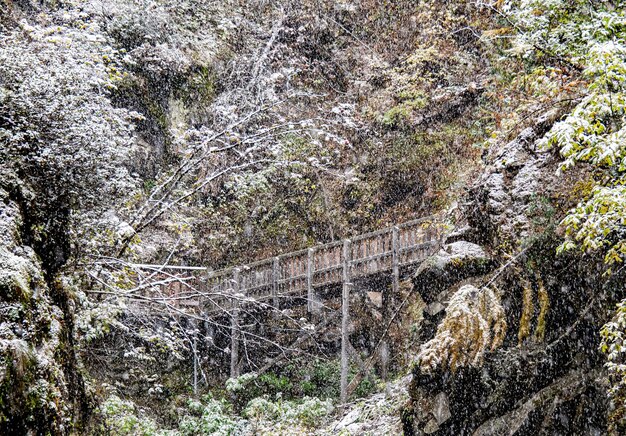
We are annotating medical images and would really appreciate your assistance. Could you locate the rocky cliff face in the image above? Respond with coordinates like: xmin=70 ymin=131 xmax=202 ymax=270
xmin=401 ymin=115 xmax=622 ymax=435
xmin=0 ymin=173 xmax=88 ymax=435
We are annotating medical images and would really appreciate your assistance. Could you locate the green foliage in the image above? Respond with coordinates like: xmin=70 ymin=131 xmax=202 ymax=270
xmin=298 ymin=359 xmax=342 ymax=399
xmin=100 ymin=395 xmax=164 ymax=436
xmin=226 ymin=371 xmax=296 ymax=410
xmin=74 ymin=293 xmax=126 ymax=345
xmin=382 ymin=91 xmax=428 ymax=127
xmin=243 ymin=396 xmax=333 ymax=429
xmin=558 ymin=185 xmax=626 ymax=265
xmin=379 ymin=46 xmax=436 ymax=128
xmin=601 ymin=301 xmax=626 ymax=433
xmin=100 ymin=394 xmax=241 ymax=436
xmin=224 ymin=358 xmax=380 ymax=410
xmin=176 ymin=66 xmax=216 ymax=106
xmin=178 ymin=396 xmax=241 ymax=436
xmin=506 ymin=0 xmax=626 ymax=61
xmin=225 ymin=372 xmax=259 ymax=395
xmin=516 ymin=1 xmax=626 ymax=267
xmin=289 ymin=358 xmax=380 ymax=400
xmin=98 ymin=380 xmax=332 ymax=435
xmin=503 ymin=0 xmax=626 ymax=260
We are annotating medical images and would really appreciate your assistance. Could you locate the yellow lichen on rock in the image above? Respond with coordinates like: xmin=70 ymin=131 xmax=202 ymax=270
xmin=534 ymin=277 xmax=549 ymax=342
xmin=518 ymin=278 xmax=534 ymax=345
xmin=418 ymin=284 xmax=507 ymax=372
xmin=517 ymin=273 xmax=550 ymax=345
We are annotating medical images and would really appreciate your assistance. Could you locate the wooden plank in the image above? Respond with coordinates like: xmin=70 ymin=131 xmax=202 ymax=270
xmin=341 ymin=239 xmax=351 ymax=404
xmin=351 ymin=251 xmax=391 ymax=265
xmin=384 ymin=233 xmax=393 ymax=269
xmin=398 ymin=241 xmax=437 ymax=266
xmin=277 ymin=273 xmax=308 ymax=283
xmin=360 ymin=242 xmax=366 ymax=277
xmin=374 ymin=236 xmax=380 ymax=272
xmin=300 ymin=257 xmax=306 ymax=294
xmin=314 ymin=264 xmax=343 ymax=275
xmin=391 ymin=226 xmax=400 ymax=301
xmin=272 ymin=257 xmax=279 ymax=310
xmin=324 ymin=250 xmax=329 ymax=284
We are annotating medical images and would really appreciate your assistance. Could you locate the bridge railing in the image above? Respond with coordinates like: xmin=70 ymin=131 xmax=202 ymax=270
xmin=137 ymin=216 xmax=446 ymax=314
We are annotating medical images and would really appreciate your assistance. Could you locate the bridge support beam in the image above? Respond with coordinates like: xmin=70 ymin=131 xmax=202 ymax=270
xmin=340 ymin=239 xmax=352 ymax=404
xmin=230 ymin=268 xmax=241 ymax=379
xmin=381 ymin=226 xmax=400 ymax=380
xmin=191 ymin=319 xmax=198 ymax=395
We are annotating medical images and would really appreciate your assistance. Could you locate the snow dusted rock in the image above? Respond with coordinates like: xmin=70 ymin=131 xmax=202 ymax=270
xmin=335 ymin=408 xmax=360 ymax=429
xmin=472 ymin=369 xmax=605 ymax=436
xmin=403 ymin=111 xmax=612 ymax=435
xmin=417 ymin=285 xmax=506 ymax=373
xmin=483 ymin=173 xmax=508 ymax=214
xmin=412 ymin=240 xmax=494 ymax=305
xmin=432 ymin=392 xmax=451 ymax=425
xmin=428 ymin=241 xmax=491 ymax=275
xmin=466 ymin=110 xmax=565 ymax=243
xmin=0 ymin=185 xmax=40 ymax=302
xmin=443 ymin=241 xmax=488 ymax=261
xmin=320 ymin=376 xmax=411 ymax=435
xmin=0 ymin=179 xmax=81 ymax=434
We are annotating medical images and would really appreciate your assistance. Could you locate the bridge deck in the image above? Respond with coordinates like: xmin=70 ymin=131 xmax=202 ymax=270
xmin=138 ymin=216 xmax=445 ymax=314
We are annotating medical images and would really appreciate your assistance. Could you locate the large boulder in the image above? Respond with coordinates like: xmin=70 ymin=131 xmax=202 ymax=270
xmin=413 ymin=240 xmax=495 ymax=306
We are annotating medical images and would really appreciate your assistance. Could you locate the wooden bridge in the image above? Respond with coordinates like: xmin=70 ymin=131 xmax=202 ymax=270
xmin=132 ymin=216 xmax=445 ymax=402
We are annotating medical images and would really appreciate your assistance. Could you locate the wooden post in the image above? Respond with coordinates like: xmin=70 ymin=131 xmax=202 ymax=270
xmin=307 ymin=248 xmax=318 ymax=314
xmin=392 ymin=226 xmax=400 ymax=295
xmin=230 ymin=268 xmax=241 ymax=379
xmin=380 ymin=340 xmax=389 ymax=381
xmin=192 ymin=321 xmax=198 ymax=395
xmin=272 ymin=257 xmax=279 ymax=313
xmin=340 ymin=239 xmax=351 ymax=404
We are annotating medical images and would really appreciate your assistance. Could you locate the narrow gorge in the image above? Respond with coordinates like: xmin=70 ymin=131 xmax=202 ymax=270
xmin=1 ymin=1 xmax=626 ymax=435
